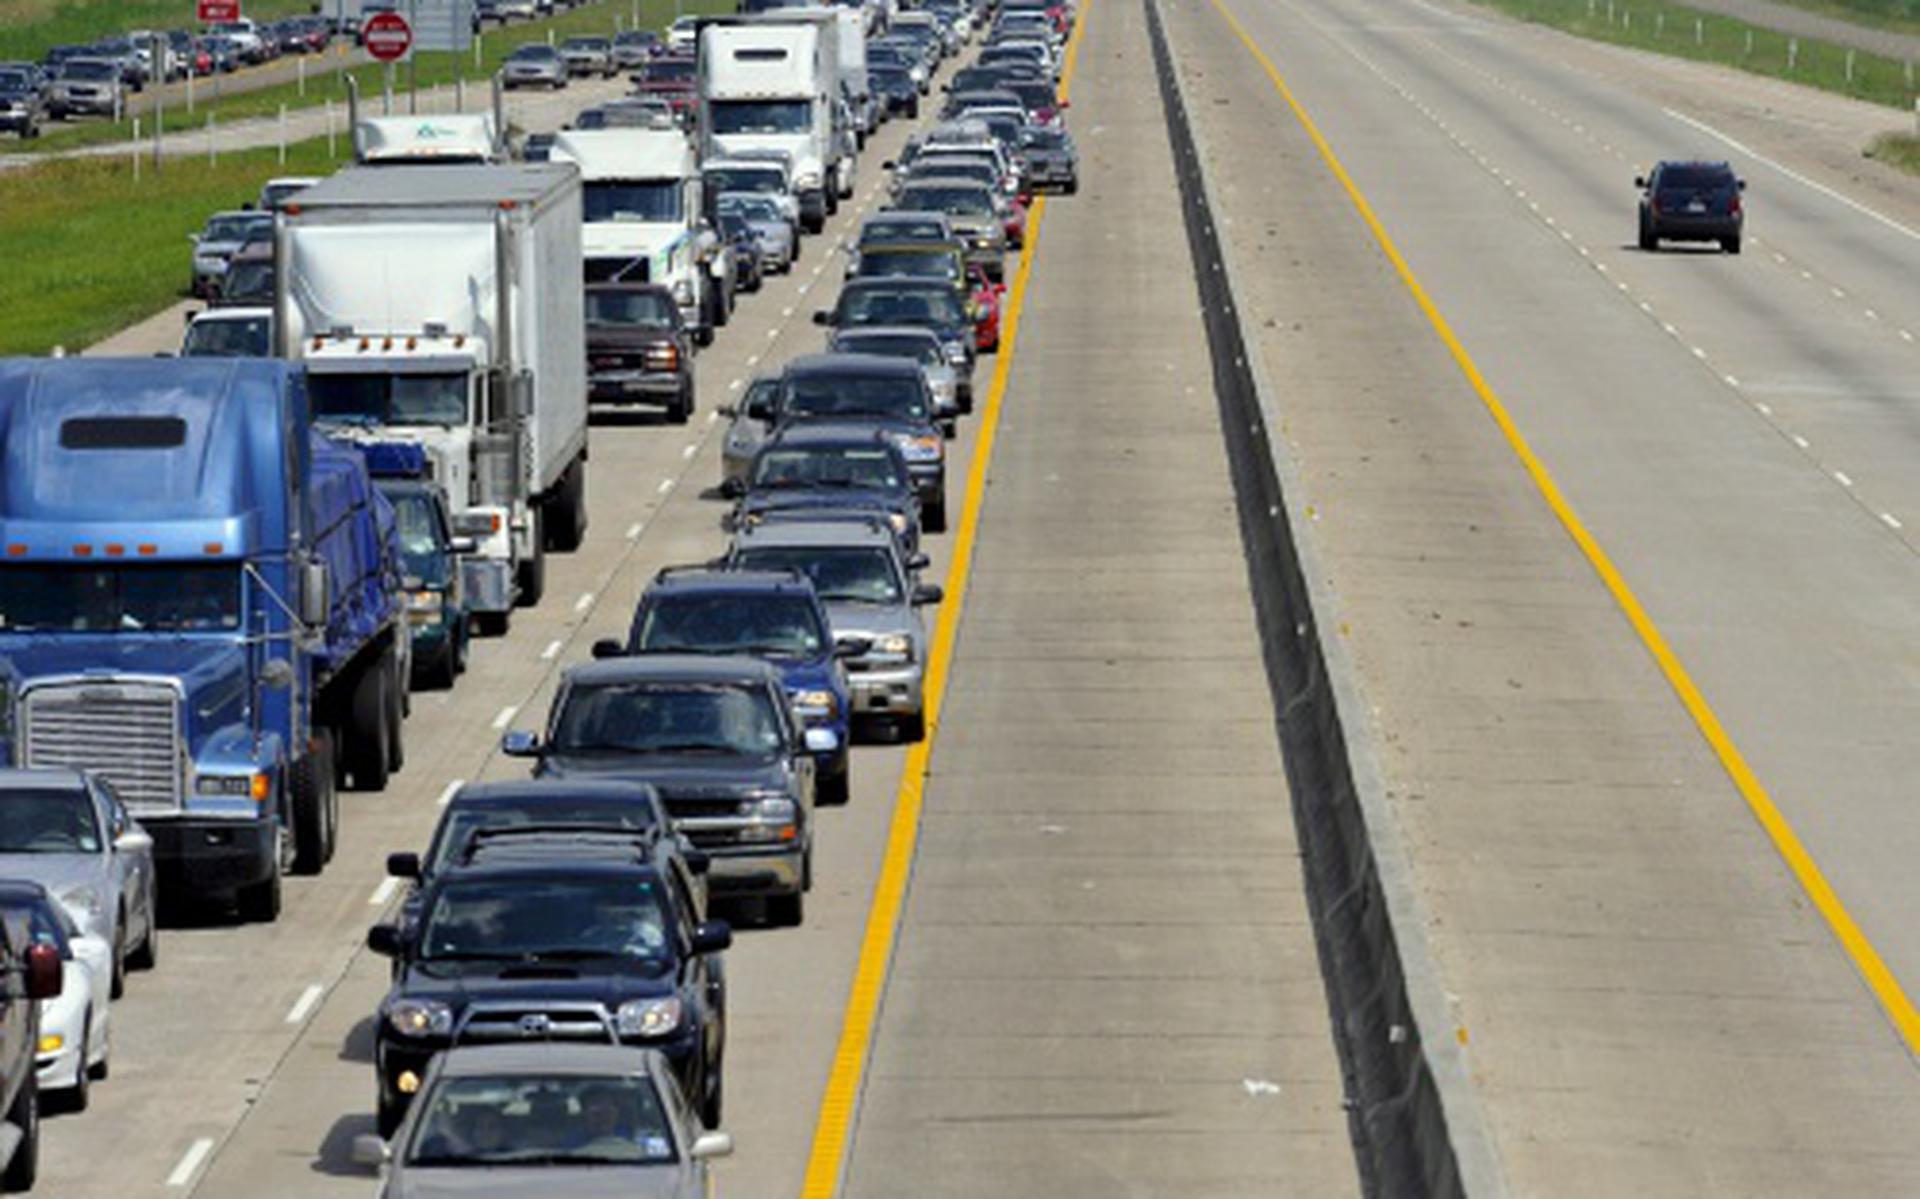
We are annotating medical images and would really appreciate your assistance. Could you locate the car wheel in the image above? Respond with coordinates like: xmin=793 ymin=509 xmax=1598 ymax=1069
xmin=670 ymin=385 xmax=693 ymax=425
xmin=1638 ymin=217 xmax=1657 ymax=253
xmin=377 ymin=1091 xmax=406 ymax=1138
xmin=767 ymin=889 xmax=803 ymax=928
xmin=236 ymin=858 xmax=281 ymax=923
xmin=897 ymin=711 xmax=927 ymax=743
xmin=699 ymin=1061 xmax=723 ymax=1128
xmin=472 ymin=609 xmax=512 ymax=637
xmin=128 ymin=911 xmax=156 ymax=971
xmin=818 ymin=766 xmax=850 ymax=807
xmin=1722 ymin=234 xmax=1742 ymax=255
xmin=53 ymin=1024 xmax=90 ymax=1114
xmin=2 ymin=1076 xmax=38 ymax=1191
xmin=109 ymin=917 xmax=126 ymax=1000
xmin=923 ymin=494 xmax=948 ymax=534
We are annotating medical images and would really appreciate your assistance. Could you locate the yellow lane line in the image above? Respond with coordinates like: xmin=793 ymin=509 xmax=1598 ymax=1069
xmin=795 ymin=8 xmax=1099 ymax=1195
xmin=1203 ymin=0 xmax=1920 ymax=1052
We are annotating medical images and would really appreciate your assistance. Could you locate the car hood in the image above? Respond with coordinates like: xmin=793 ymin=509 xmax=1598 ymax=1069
xmin=541 ymin=752 xmax=787 ymax=796
xmin=0 ymin=636 xmax=248 ymax=719
xmin=391 ymin=1167 xmax=692 ymax=1199
xmin=398 ymin=956 xmax=675 ymax=1006
xmin=0 ymin=855 xmax=107 ymax=907
xmin=741 ymin=488 xmax=911 ymax=517
xmin=821 ymin=600 xmax=920 ymax=643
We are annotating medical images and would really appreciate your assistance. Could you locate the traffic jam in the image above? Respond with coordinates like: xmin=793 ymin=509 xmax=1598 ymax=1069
xmin=0 ymin=0 xmax=1078 ymax=1192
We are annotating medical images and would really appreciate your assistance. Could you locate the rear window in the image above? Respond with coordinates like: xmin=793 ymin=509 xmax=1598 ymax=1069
xmin=1656 ymin=166 xmax=1733 ymax=190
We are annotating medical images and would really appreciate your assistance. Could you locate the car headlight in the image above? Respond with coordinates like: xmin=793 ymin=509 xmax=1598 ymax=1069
xmin=737 ymin=793 xmax=798 ymax=842
xmin=792 ymin=689 xmax=837 ymax=716
xmin=888 ymin=511 xmax=909 ymax=533
xmin=671 ymin=279 xmax=694 ymax=305
xmin=386 ymin=998 xmax=454 ymax=1038
xmin=794 ymin=170 xmax=822 ymax=190
xmin=57 ymin=886 xmax=104 ymax=934
xmin=894 ymin=433 xmax=943 ymax=462
xmin=873 ymin=633 xmax=913 ymax=660
xmin=615 ymin=996 xmax=683 ymax=1038
xmin=405 ymin=589 xmax=441 ymax=613
xmin=943 ymin=341 xmax=968 ymax=364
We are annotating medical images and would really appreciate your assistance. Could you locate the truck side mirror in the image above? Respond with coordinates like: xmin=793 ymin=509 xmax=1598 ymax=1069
xmin=300 ymin=560 xmax=331 ymax=625
xmin=22 ymin=942 xmax=61 ymax=1002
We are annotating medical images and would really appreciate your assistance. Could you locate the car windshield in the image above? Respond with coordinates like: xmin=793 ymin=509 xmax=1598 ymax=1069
xmin=636 ymin=593 xmax=826 ymax=656
xmin=221 ymin=262 xmax=274 ymax=304
xmin=404 ymin=1074 xmax=677 ymax=1167
xmin=901 ymin=185 xmax=994 ymax=216
xmin=753 ymin=447 xmax=905 ymax=491
xmin=386 ymin=490 xmax=448 ymax=584
xmin=1656 ymin=166 xmax=1733 ymax=191
xmin=839 ymin=285 xmax=965 ymax=328
xmin=508 ymin=45 xmax=558 ymax=61
xmin=642 ymin=58 xmax=694 ymax=82
xmin=1021 ymin=128 xmax=1069 ymax=150
xmin=719 ymin=194 xmax=781 ymax=222
xmin=0 ymin=71 xmax=29 ymax=90
xmin=202 ymin=215 xmax=266 ymax=243
xmin=0 ymin=564 xmax=241 ymax=633
xmin=862 ymin=218 xmax=947 ymax=243
xmin=551 ymin=682 xmax=784 ymax=756
xmin=586 ymin=289 xmax=676 ymax=328
xmin=0 ymin=789 xmax=101 ymax=855
xmin=310 ymin=372 xmax=467 ymax=427
xmin=857 ymin=250 xmax=959 ymax=281
xmin=583 ymin=180 xmax=682 ymax=223
xmin=427 ymin=799 xmax=661 ymax=876
xmin=706 ymin=166 xmax=784 ymax=196
xmin=708 ymin=99 xmax=811 ymax=134
xmin=182 ymin=315 xmax=270 ymax=358
xmin=419 ymin=875 xmax=671 ymax=962
xmin=65 ymin=60 xmax=115 ymax=80
xmin=836 ymin=334 xmax=943 ymax=365
xmin=733 ymin=546 xmax=903 ymax=604
xmin=785 ymin=373 xmax=928 ymax=420
xmin=563 ymin=38 xmax=608 ymax=50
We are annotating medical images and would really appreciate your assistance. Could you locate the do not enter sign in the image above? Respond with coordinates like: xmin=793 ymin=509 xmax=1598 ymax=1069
xmin=197 ymin=0 xmax=241 ymax=22
xmin=362 ymin=10 xmax=414 ymax=62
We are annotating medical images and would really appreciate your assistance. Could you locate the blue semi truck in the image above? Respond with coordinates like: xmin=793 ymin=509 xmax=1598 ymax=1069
xmin=0 ymin=358 xmax=410 ymax=921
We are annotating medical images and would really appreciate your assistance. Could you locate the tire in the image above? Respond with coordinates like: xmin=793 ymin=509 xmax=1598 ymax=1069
xmin=472 ymin=609 xmax=512 ymax=637
xmin=699 ymin=1062 xmax=723 ymax=1129
xmin=897 ymin=711 xmax=926 ymax=743
xmin=417 ymin=638 xmax=459 ymax=691
xmin=515 ymin=508 xmax=546 ymax=608
xmin=1638 ymin=218 xmax=1657 ymax=252
xmin=3 ymin=1075 xmax=38 ymax=1191
xmin=1722 ymin=234 xmax=1742 ymax=255
xmin=51 ymin=1024 xmax=89 ymax=1115
xmin=377 ymin=1091 xmax=405 ymax=1138
xmin=346 ymin=660 xmax=392 ymax=792
xmin=766 ymin=888 xmax=803 ymax=928
xmin=818 ymin=762 xmax=850 ymax=806
xmin=293 ymin=730 xmax=337 ymax=873
xmin=544 ymin=455 xmax=588 ymax=552
xmin=669 ymin=384 xmax=693 ymax=425
xmin=109 ymin=919 xmax=126 ymax=1000
xmin=127 ymin=906 xmax=156 ymax=970
xmin=236 ymin=857 xmax=281 ymax=923
xmin=710 ymin=282 xmax=730 ymax=330
xmin=923 ymin=494 xmax=948 ymax=534
xmin=383 ymin=656 xmax=405 ymax=777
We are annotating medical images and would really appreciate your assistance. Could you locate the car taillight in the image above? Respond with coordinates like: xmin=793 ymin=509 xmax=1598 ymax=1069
xmin=1728 ymin=193 xmax=1741 ymax=215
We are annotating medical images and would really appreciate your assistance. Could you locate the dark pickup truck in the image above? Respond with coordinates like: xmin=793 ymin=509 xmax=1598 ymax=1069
xmin=0 ymin=882 xmax=68 ymax=1192
xmin=585 ymin=282 xmax=697 ymax=423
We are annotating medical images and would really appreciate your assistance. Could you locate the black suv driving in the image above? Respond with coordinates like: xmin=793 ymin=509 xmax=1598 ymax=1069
xmin=1637 ymin=160 xmax=1744 ymax=254
xmin=367 ymin=842 xmax=729 ymax=1137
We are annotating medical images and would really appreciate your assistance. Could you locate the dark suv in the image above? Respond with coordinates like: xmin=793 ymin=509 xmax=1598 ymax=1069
xmin=586 ymin=283 xmax=697 ymax=422
xmin=726 ymin=423 xmax=925 ymax=553
xmin=503 ymin=656 xmax=827 ymax=925
xmin=600 ymin=567 xmax=857 ymax=805
xmin=1637 ymin=160 xmax=1744 ymax=254
xmin=0 ymin=882 xmax=67 ymax=1192
xmin=766 ymin=354 xmax=950 ymax=531
xmin=367 ymin=844 xmax=728 ymax=1137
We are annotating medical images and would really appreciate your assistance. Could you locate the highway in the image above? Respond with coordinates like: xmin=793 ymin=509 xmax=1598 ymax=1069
xmin=19 ymin=0 xmax=1920 ymax=1193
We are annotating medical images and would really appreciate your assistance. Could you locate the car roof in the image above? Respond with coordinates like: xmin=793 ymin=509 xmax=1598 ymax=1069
xmin=1655 ymin=159 xmax=1733 ymax=171
xmin=645 ymin=566 xmax=818 ymax=597
xmin=0 ymin=880 xmax=53 ymax=907
xmin=840 ymin=276 xmax=959 ymax=296
xmin=562 ymin=654 xmax=782 ymax=687
xmin=733 ymin=518 xmax=897 ymax=549
xmin=831 ymin=325 xmax=943 ymax=345
xmin=761 ymin=421 xmax=897 ymax=449
xmin=436 ymin=1043 xmax=669 ymax=1078
xmin=861 ymin=210 xmax=951 ymax=228
xmin=449 ymin=779 xmax=662 ymax=807
xmin=0 ymin=768 xmax=87 ymax=793
xmin=784 ymin=352 xmax=923 ymax=380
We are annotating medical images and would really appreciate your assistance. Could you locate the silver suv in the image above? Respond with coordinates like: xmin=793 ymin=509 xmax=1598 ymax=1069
xmin=726 ymin=518 xmax=942 ymax=742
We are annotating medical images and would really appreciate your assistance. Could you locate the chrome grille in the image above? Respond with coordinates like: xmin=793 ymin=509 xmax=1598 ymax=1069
xmin=456 ymin=1002 xmax=614 ymax=1045
xmin=22 ymin=681 xmax=182 ymax=812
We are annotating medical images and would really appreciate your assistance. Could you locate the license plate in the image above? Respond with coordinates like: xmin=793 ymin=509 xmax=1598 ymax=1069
xmin=1687 ymin=200 xmax=1707 ymax=214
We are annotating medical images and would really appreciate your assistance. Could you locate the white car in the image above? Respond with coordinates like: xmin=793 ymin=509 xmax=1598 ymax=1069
xmin=667 ymin=15 xmax=701 ymax=53
xmin=29 ymin=900 xmax=110 ymax=1113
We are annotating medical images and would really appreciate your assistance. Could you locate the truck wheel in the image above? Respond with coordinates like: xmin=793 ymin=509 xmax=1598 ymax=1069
xmin=472 ymin=609 xmax=512 ymax=637
xmin=346 ymin=660 xmax=393 ymax=792
xmin=712 ymin=283 xmax=731 ymax=329
xmin=670 ymin=381 xmax=694 ymax=425
xmin=237 ymin=857 xmax=282 ymax=923
xmin=383 ymin=652 xmax=405 ymax=776
xmin=516 ymin=509 xmax=547 ymax=607
xmin=293 ymin=730 xmax=337 ymax=873
xmin=419 ymin=637 xmax=459 ymax=690
xmin=545 ymin=458 xmax=588 ymax=553
xmin=2 ymin=1075 xmax=38 ymax=1191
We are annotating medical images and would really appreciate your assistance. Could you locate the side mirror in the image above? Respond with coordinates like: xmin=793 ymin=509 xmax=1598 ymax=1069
xmin=683 ymin=848 xmax=711 ymax=876
xmin=913 ymin=583 xmax=944 ymax=605
xmin=940 ymin=419 xmax=957 ymax=440
xmin=300 ymin=559 xmax=331 ymax=625
xmin=500 ymin=729 xmax=541 ymax=757
xmin=803 ymin=726 xmax=840 ymax=755
xmin=719 ymin=476 xmax=747 ymax=499
xmin=1633 ymin=175 xmax=1646 ymax=188
xmin=385 ymin=851 xmax=422 ymax=880
xmin=366 ymin=924 xmax=404 ymax=958
xmin=114 ymin=827 xmax=154 ymax=855
xmin=716 ymin=404 xmax=738 ymax=418
xmin=183 ymin=308 xmax=202 ymax=326
xmin=591 ymin=637 xmax=625 ymax=660
xmin=187 ymin=233 xmax=201 ymax=244
xmin=906 ymin=552 xmax=930 ymax=571
xmin=745 ymin=396 xmax=773 ymax=422
xmin=690 ymin=919 xmax=732 ymax=955
xmin=811 ymin=309 xmax=834 ymax=327
xmin=448 ymin=536 xmax=477 ymax=555
xmin=1738 ymin=179 xmax=1747 ymax=190
xmin=350 ymin=1133 xmax=391 ymax=1169
xmin=1059 ymin=98 xmax=1071 ymax=109
xmin=689 ymin=1131 xmax=734 ymax=1160
xmin=22 ymin=942 xmax=61 ymax=1002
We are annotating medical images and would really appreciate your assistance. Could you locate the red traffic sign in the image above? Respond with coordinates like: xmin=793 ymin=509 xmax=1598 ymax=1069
xmin=362 ymin=11 xmax=414 ymax=62
xmin=197 ymin=0 xmax=240 ymax=22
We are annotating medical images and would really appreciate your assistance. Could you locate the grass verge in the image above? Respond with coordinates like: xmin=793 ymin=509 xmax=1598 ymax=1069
xmin=4 ymin=0 xmax=726 ymax=157
xmin=1865 ymin=129 xmax=1920 ymax=172
xmin=1467 ymin=0 xmax=1919 ymax=109
xmin=0 ymin=136 xmax=348 ymax=355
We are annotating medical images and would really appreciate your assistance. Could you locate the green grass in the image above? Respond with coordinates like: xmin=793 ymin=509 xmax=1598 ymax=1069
xmin=1468 ymin=0 xmax=1920 ymax=109
xmin=0 ymin=137 xmax=349 ymax=355
xmin=0 ymin=0 xmax=320 ymax=62
xmin=1865 ymin=130 xmax=1920 ymax=173
xmin=5 ymin=0 xmax=727 ymax=156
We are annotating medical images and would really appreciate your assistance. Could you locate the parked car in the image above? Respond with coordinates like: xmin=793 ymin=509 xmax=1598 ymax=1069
xmin=180 ymin=307 xmax=272 ymax=358
xmin=1637 ymin=160 xmax=1744 ymax=253
xmin=501 ymin=43 xmax=566 ymax=90
xmin=0 ymin=881 xmax=68 ymax=1191
xmin=559 ymin=36 xmax=615 ymax=77
xmin=367 ymin=823 xmax=730 ymax=1132
xmin=0 ymin=769 xmax=158 ymax=1000
xmin=585 ymin=283 xmax=697 ymax=422
xmin=351 ymin=1045 xmax=733 ymax=1197
xmin=727 ymin=519 xmax=942 ymax=741
xmin=503 ymin=655 xmax=824 ymax=924
xmin=604 ymin=566 xmax=857 ymax=804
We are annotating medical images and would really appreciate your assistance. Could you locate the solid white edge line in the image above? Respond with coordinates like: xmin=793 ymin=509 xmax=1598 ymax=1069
xmin=284 ymin=983 xmax=325 ymax=1025
xmin=368 ymin=876 xmax=401 ymax=907
xmin=166 ymin=1138 xmax=215 ymax=1188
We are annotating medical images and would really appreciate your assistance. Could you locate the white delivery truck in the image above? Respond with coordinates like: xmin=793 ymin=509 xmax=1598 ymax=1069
xmin=353 ymin=114 xmax=503 ymax=164
xmin=698 ymin=14 xmax=855 ymax=235
xmin=274 ymin=164 xmax=589 ymax=633
xmin=549 ymin=128 xmax=734 ymax=343
xmin=830 ymin=6 xmax=875 ymax=142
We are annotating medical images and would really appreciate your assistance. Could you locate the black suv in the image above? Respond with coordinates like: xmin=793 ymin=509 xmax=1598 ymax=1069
xmin=725 ymin=423 xmax=924 ymax=554
xmin=765 ymin=354 xmax=949 ymax=531
xmin=1637 ymin=160 xmax=1744 ymax=254
xmin=367 ymin=842 xmax=729 ymax=1137
xmin=0 ymin=882 xmax=67 ymax=1192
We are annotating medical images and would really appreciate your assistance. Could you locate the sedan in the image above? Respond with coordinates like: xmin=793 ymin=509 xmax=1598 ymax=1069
xmin=501 ymin=43 xmax=566 ymax=90
xmin=32 ymin=903 xmax=111 ymax=1114
xmin=0 ymin=769 xmax=158 ymax=1000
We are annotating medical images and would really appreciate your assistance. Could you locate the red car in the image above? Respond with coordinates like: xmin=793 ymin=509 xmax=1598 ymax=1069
xmin=633 ymin=55 xmax=697 ymax=116
xmin=1001 ymin=195 xmax=1028 ymax=250
xmin=970 ymin=267 xmax=1006 ymax=353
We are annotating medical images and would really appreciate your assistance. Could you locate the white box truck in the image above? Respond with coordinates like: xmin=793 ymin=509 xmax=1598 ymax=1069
xmin=698 ymin=14 xmax=855 ymax=234
xmin=830 ymin=6 xmax=876 ymax=142
xmin=274 ymin=164 xmax=589 ymax=633
xmin=549 ymin=127 xmax=734 ymax=343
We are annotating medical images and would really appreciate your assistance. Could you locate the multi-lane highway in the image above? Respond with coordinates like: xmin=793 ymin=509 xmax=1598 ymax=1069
xmin=13 ymin=0 xmax=1920 ymax=1193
